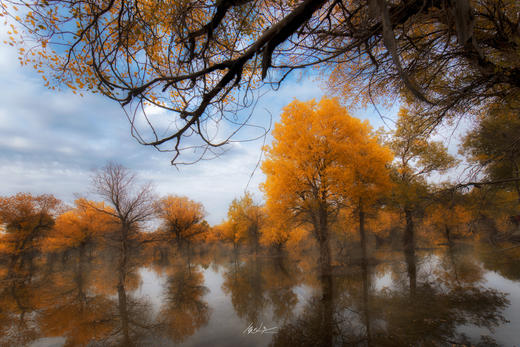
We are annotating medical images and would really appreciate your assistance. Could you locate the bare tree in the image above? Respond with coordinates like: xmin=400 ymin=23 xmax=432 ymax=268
xmin=91 ymin=162 xmax=156 ymax=244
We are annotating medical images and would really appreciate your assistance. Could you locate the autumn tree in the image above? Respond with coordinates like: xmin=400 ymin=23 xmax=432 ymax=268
xmin=387 ymin=107 xmax=456 ymax=251
xmin=365 ymin=209 xmax=401 ymax=246
xmin=0 ymin=193 xmax=61 ymax=272
xmin=227 ymin=192 xmax=264 ymax=254
xmin=262 ymin=98 xmax=392 ymax=272
xmin=342 ymin=124 xmax=393 ymax=263
xmin=211 ymin=220 xmax=243 ymax=250
xmin=462 ymin=105 xmax=520 ymax=204
xmin=42 ymin=198 xmax=117 ymax=253
xmin=425 ymin=202 xmax=472 ymax=243
xmin=90 ymin=163 xmax=155 ymax=253
xmin=155 ymin=195 xmax=207 ymax=247
xmin=4 ymin=0 xmax=519 ymax=162
xmin=259 ymin=217 xmax=291 ymax=253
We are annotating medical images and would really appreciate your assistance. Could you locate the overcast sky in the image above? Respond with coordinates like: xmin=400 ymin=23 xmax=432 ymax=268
xmin=0 ymin=26 xmax=427 ymax=225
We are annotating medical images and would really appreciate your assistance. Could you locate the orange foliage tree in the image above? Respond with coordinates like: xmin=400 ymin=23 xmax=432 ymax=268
xmin=366 ymin=209 xmax=402 ymax=245
xmin=227 ymin=192 xmax=265 ymax=253
xmin=210 ymin=220 xmax=243 ymax=250
xmin=0 ymin=193 xmax=61 ymax=271
xmin=42 ymin=198 xmax=117 ymax=253
xmin=259 ymin=217 xmax=291 ymax=252
xmin=155 ymin=195 xmax=207 ymax=246
xmin=424 ymin=197 xmax=473 ymax=243
xmin=259 ymin=205 xmax=309 ymax=252
xmin=387 ymin=107 xmax=456 ymax=250
xmin=261 ymin=97 xmax=392 ymax=271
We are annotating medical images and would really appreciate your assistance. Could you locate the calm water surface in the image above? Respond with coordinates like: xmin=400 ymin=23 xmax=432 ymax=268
xmin=1 ymin=243 xmax=519 ymax=346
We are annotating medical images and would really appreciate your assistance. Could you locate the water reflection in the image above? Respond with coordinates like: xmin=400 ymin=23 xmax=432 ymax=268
xmin=272 ymin=247 xmax=509 ymax=347
xmin=221 ymin=255 xmax=302 ymax=328
xmin=0 ymin=243 xmax=517 ymax=346
xmin=158 ymin=258 xmax=210 ymax=343
xmin=372 ymin=250 xmax=507 ymax=345
xmin=222 ymin=255 xmax=268 ymax=325
xmin=38 ymin=249 xmax=116 ymax=346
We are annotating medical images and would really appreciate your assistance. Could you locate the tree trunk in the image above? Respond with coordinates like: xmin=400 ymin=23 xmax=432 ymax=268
xmin=359 ymin=203 xmax=368 ymax=264
xmin=317 ymin=204 xmax=331 ymax=276
xmin=318 ymin=235 xmax=331 ymax=276
xmin=118 ymin=281 xmax=131 ymax=346
xmin=319 ymin=271 xmax=334 ymax=347
xmin=403 ymin=207 xmax=415 ymax=252
xmin=249 ymin=224 xmax=260 ymax=255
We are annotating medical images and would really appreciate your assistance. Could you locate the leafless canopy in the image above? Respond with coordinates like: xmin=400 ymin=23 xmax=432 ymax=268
xmin=6 ymin=0 xmax=520 ymax=162
xmin=92 ymin=162 xmax=155 ymax=233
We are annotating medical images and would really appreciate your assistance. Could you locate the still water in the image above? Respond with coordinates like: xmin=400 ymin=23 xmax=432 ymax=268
xmin=1 ymin=243 xmax=519 ymax=346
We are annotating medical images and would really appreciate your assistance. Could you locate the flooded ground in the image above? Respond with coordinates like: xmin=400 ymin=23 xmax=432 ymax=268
xmin=1 ymin=243 xmax=519 ymax=346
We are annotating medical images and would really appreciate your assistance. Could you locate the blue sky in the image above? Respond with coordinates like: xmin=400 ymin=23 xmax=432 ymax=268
xmin=0 ymin=25 xmax=427 ymax=225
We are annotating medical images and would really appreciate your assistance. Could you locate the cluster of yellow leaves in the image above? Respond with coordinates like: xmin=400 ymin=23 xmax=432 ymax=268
xmin=259 ymin=218 xmax=290 ymax=248
xmin=366 ymin=209 xmax=402 ymax=239
xmin=208 ymin=192 xmax=268 ymax=248
xmin=7 ymin=0 xmax=271 ymax=106
xmin=0 ymin=193 xmax=60 ymax=255
xmin=261 ymin=97 xmax=393 ymax=235
xmin=155 ymin=195 xmax=207 ymax=243
xmin=259 ymin=209 xmax=309 ymax=249
xmin=424 ymin=204 xmax=473 ymax=241
xmin=42 ymin=198 xmax=117 ymax=252
xmin=226 ymin=192 xmax=264 ymax=246
xmin=211 ymin=220 xmax=243 ymax=247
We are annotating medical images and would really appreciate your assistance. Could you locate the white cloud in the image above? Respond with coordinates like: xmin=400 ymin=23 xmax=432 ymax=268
xmin=0 ymin=25 xmax=406 ymax=225
xmin=0 ymin=26 xmax=271 ymax=224
xmin=0 ymin=136 xmax=33 ymax=150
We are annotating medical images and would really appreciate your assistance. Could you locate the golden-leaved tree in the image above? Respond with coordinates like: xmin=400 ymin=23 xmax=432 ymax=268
xmin=425 ymin=202 xmax=473 ymax=243
xmin=386 ymin=107 xmax=456 ymax=251
xmin=42 ymin=198 xmax=117 ymax=253
xmin=258 ymin=221 xmax=287 ymax=251
xmin=261 ymin=98 xmax=392 ymax=272
xmin=210 ymin=220 xmax=242 ymax=250
xmin=0 ymin=193 xmax=61 ymax=273
xmin=226 ymin=192 xmax=264 ymax=253
xmin=155 ymin=195 xmax=207 ymax=246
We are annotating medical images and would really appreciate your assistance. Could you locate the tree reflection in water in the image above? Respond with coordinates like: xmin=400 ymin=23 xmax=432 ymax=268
xmin=271 ymin=247 xmax=509 ymax=347
xmin=0 ymin=241 xmax=158 ymax=346
xmin=221 ymin=253 xmax=302 ymax=328
xmin=0 ymin=243 xmax=514 ymax=346
xmin=0 ymin=261 xmax=41 ymax=346
xmin=157 ymin=254 xmax=210 ymax=343
xmin=222 ymin=254 xmax=268 ymax=326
